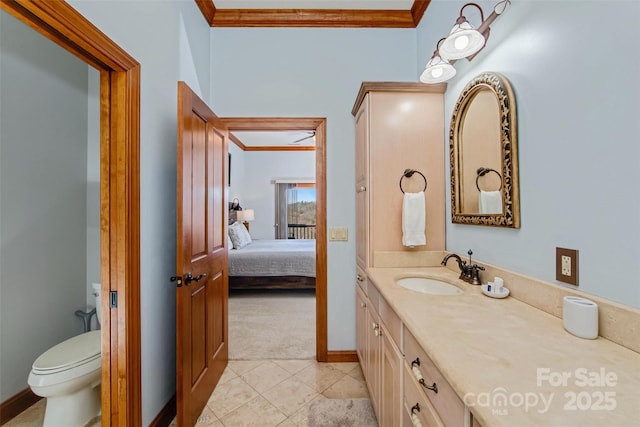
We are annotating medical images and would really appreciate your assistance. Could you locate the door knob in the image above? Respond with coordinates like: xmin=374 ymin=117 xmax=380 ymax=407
xmin=184 ymin=273 xmax=207 ymax=285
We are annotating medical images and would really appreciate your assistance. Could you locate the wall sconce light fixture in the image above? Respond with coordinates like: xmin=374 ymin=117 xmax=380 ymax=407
xmin=420 ymin=38 xmax=457 ymax=84
xmin=420 ymin=0 xmax=511 ymax=84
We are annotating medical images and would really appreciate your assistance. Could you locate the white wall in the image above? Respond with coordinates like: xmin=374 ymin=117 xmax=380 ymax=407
xmin=68 ymin=1 xmax=211 ymax=423
xmin=211 ymin=27 xmax=417 ymax=350
xmin=0 ymin=11 xmax=89 ymax=401
xmin=417 ymin=0 xmax=640 ymax=307
xmin=228 ymin=142 xmax=246 ymax=205
xmin=239 ymin=151 xmax=315 ymax=239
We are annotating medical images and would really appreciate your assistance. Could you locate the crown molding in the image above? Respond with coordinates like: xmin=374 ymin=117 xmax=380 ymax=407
xmin=196 ymin=0 xmax=431 ymax=28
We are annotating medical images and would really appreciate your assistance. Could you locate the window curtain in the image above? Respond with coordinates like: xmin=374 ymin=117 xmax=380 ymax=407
xmin=274 ymin=183 xmax=295 ymax=239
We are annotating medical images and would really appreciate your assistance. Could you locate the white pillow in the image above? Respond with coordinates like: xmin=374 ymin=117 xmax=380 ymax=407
xmin=227 ymin=235 xmax=234 ymax=249
xmin=228 ymin=221 xmax=252 ymax=249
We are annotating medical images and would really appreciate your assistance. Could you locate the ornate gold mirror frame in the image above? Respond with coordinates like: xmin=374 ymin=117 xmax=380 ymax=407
xmin=450 ymin=72 xmax=520 ymax=228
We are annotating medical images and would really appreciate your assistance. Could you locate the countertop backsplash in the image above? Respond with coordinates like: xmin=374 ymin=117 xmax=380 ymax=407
xmin=373 ymin=251 xmax=640 ymax=353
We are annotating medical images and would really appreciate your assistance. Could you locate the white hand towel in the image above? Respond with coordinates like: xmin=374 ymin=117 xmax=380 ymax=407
xmin=479 ymin=190 xmax=502 ymax=214
xmin=402 ymin=191 xmax=426 ymax=247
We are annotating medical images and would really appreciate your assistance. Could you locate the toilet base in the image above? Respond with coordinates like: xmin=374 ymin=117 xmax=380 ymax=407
xmin=42 ymin=385 xmax=100 ymax=427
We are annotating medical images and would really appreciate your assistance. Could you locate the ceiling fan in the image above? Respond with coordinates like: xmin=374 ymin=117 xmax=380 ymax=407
xmin=289 ymin=131 xmax=315 ymax=145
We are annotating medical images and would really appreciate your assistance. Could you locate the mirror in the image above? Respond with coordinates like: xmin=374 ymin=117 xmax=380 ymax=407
xmin=450 ymin=72 xmax=520 ymax=228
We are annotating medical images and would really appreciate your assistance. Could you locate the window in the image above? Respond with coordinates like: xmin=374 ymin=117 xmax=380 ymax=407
xmin=275 ymin=182 xmax=316 ymax=239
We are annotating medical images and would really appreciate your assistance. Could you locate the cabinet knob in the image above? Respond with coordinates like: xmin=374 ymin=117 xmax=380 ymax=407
xmin=360 ymin=302 xmax=366 ymax=308
xmin=411 ymin=403 xmax=421 ymax=415
xmin=357 ymin=185 xmax=367 ymax=193
xmin=356 ymin=274 xmax=364 ymax=282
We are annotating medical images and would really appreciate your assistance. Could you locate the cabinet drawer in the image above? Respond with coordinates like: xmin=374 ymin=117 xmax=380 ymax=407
xmin=380 ymin=296 xmax=402 ymax=349
xmin=367 ymin=280 xmax=380 ymax=312
xmin=404 ymin=327 xmax=465 ymax=427
xmin=403 ymin=363 xmax=444 ymax=427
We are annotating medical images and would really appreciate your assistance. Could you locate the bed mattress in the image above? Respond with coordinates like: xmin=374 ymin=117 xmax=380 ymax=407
xmin=228 ymin=239 xmax=316 ymax=277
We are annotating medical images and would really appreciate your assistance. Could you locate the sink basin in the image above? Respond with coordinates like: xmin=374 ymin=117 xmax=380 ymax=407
xmin=396 ymin=277 xmax=463 ymax=295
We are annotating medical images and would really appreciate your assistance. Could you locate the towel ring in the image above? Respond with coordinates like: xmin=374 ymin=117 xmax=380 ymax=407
xmin=476 ymin=167 xmax=503 ymax=192
xmin=400 ymin=169 xmax=427 ymax=193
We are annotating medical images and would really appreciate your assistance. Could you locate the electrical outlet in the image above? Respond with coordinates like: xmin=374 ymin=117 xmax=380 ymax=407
xmin=561 ymin=256 xmax=571 ymax=276
xmin=556 ymin=247 xmax=579 ymax=286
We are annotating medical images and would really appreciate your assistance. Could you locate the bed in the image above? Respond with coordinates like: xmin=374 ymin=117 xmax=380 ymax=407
xmin=228 ymin=239 xmax=316 ymax=290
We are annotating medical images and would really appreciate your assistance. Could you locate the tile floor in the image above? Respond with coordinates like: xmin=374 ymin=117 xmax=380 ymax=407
xmin=4 ymin=360 xmax=369 ymax=427
xmin=2 ymin=400 xmax=100 ymax=427
xmin=170 ymin=359 xmax=370 ymax=426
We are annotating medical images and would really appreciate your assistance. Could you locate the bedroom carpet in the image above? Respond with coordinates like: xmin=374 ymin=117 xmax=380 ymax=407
xmin=308 ymin=398 xmax=378 ymax=427
xmin=228 ymin=290 xmax=315 ymax=360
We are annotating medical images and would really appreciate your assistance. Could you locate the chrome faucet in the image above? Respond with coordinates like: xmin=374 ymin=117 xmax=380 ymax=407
xmin=441 ymin=250 xmax=485 ymax=285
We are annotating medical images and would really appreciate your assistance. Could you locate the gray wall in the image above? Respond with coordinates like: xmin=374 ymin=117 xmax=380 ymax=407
xmin=0 ymin=10 xmax=90 ymax=401
xmin=417 ymin=0 xmax=640 ymax=307
xmin=239 ymin=151 xmax=316 ymax=240
xmin=86 ymin=67 xmax=101 ymax=327
xmin=210 ymin=27 xmax=417 ymax=350
xmin=68 ymin=1 xmax=212 ymax=423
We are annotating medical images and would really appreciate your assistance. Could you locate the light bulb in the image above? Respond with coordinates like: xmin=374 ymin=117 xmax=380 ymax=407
xmin=454 ymin=35 xmax=469 ymax=50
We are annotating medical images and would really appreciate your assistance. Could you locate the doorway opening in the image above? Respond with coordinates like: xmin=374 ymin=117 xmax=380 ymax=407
xmin=223 ymin=117 xmax=328 ymax=361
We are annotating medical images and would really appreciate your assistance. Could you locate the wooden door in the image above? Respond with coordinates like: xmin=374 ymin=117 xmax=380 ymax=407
xmin=176 ymin=81 xmax=228 ymax=426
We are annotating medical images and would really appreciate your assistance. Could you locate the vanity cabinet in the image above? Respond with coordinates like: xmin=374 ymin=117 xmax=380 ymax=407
xmin=356 ymin=271 xmax=403 ymax=426
xmin=352 ymin=82 xmax=447 ymax=270
xmin=358 ymin=274 xmax=476 ymax=427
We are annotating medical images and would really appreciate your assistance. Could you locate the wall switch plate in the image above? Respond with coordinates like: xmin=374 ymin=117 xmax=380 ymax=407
xmin=329 ymin=227 xmax=348 ymax=241
xmin=556 ymin=247 xmax=579 ymax=286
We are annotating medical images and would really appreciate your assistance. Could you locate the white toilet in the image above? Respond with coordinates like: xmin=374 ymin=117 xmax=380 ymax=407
xmin=28 ymin=283 xmax=102 ymax=427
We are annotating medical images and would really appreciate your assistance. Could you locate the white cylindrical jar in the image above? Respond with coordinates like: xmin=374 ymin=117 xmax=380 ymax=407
xmin=562 ymin=296 xmax=598 ymax=339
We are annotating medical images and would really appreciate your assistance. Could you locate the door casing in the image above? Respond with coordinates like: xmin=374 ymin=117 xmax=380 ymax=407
xmin=0 ymin=1 xmax=142 ymax=424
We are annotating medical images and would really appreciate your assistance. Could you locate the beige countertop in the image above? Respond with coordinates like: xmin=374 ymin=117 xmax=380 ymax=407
xmin=366 ymin=267 xmax=640 ymax=427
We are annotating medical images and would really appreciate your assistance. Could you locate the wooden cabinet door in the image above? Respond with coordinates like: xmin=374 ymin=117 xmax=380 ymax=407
xmin=366 ymin=305 xmax=381 ymax=415
xmin=380 ymin=324 xmax=403 ymax=427
xmin=356 ymin=284 xmax=368 ymax=371
xmin=355 ymin=99 xmax=369 ymax=269
xmin=355 ymin=97 xmax=369 ymax=185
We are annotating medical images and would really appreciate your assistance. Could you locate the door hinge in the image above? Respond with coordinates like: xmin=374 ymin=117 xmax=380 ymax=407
xmin=110 ymin=291 xmax=118 ymax=308
xmin=170 ymin=276 xmax=183 ymax=287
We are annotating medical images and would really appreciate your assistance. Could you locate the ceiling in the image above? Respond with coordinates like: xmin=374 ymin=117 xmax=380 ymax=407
xmin=196 ymin=0 xmax=431 ymax=27
xmin=232 ymin=130 xmax=316 ymax=148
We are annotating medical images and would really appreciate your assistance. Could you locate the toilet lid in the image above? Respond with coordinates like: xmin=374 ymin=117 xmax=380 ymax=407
xmin=32 ymin=330 xmax=101 ymax=375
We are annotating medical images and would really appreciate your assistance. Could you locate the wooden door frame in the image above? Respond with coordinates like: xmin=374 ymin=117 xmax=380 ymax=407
xmin=221 ymin=117 xmax=332 ymax=361
xmin=0 ymin=1 xmax=142 ymax=425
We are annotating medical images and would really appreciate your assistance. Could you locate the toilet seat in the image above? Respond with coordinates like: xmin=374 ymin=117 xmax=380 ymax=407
xmin=32 ymin=330 xmax=101 ymax=375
